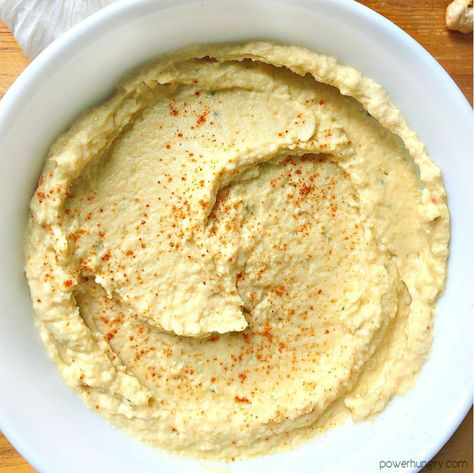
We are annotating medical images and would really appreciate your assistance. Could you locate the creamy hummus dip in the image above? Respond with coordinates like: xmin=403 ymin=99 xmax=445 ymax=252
xmin=25 ymin=42 xmax=449 ymax=460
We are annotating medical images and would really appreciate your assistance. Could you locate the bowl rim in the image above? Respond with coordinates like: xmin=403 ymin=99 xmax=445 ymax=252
xmin=0 ymin=1 xmax=472 ymax=472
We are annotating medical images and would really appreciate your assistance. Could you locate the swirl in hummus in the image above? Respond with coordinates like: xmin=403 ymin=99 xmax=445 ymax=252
xmin=25 ymin=42 xmax=449 ymax=460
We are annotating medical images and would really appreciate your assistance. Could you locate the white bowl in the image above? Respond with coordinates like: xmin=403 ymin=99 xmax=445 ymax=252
xmin=0 ymin=1 xmax=472 ymax=472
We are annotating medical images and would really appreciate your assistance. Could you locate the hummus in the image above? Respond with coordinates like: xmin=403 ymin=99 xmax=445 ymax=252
xmin=25 ymin=42 xmax=449 ymax=460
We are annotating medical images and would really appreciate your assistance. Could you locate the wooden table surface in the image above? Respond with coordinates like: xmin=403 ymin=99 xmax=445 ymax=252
xmin=0 ymin=1 xmax=472 ymax=472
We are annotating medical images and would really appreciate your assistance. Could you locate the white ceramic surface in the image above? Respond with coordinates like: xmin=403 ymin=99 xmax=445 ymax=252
xmin=0 ymin=1 xmax=472 ymax=472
